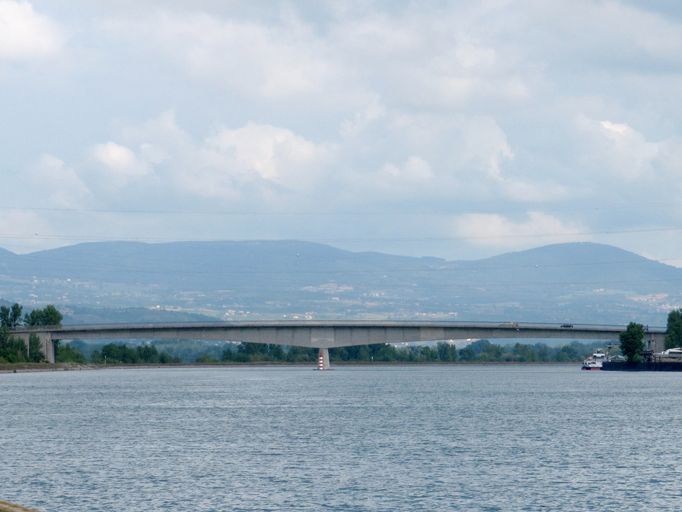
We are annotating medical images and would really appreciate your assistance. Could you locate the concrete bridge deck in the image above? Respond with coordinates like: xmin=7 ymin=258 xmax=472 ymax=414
xmin=13 ymin=320 xmax=667 ymax=366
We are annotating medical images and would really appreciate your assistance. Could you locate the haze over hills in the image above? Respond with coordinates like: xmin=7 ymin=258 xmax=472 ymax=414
xmin=0 ymin=241 xmax=679 ymax=326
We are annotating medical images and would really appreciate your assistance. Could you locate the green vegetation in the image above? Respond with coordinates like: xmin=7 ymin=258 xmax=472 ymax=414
xmin=221 ymin=343 xmax=304 ymax=363
xmin=0 ymin=303 xmax=23 ymax=328
xmin=24 ymin=304 xmax=63 ymax=326
xmin=214 ymin=339 xmax=599 ymax=364
xmin=665 ymin=309 xmax=682 ymax=350
xmin=1 ymin=303 xmax=63 ymax=329
xmin=620 ymin=322 xmax=645 ymax=363
xmin=1 ymin=303 xmax=66 ymax=363
xmin=48 ymin=338 xmax=605 ymax=365
xmin=91 ymin=343 xmax=180 ymax=364
xmin=0 ymin=331 xmax=30 ymax=363
xmin=90 ymin=343 xmax=180 ymax=364
xmin=55 ymin=342 xmax=87 ymax=364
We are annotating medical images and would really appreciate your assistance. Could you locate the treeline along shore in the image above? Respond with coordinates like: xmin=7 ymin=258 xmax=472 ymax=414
xmin=63 ymin=338 xmax=602 ymax=365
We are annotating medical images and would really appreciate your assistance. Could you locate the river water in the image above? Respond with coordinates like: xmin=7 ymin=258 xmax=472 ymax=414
xmin=1 ymin=365 xmax=681 ymax=511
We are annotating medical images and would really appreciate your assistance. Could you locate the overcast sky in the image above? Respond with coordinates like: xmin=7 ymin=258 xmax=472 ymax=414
xmin=1 ymin=0 xmax=681 ymax=264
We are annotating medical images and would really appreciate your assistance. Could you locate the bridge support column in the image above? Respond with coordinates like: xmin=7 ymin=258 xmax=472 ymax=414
xmin=14 ymin=332 xmax=55 ymax=364
xmin=317 ymin=348 xmax=330 ymax=370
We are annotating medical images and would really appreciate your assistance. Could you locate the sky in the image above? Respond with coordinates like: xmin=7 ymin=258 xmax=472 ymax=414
xmin=1 ymin=0 xmax=682 ymax=264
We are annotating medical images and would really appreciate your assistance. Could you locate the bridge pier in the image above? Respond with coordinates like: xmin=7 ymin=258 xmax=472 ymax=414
xmin=14 ymin=332 xmax=55 ymax=364
xmin=317 ymin=348 xmax=330 ymax=370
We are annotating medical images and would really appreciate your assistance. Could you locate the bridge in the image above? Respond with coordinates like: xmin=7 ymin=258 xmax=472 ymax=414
xmin=12 ymin=321 xmax=667 ymax=368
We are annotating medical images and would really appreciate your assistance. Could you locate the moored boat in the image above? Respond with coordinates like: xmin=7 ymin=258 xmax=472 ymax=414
xmin=581 ymin=350 xmax=606 ymax=370
xmin=656 ymin=347 xmax=682 ymax=359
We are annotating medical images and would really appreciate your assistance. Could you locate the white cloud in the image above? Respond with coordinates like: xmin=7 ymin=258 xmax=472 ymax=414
xmin=30 ymin=154 xmax=91 ymax=208
xmin=0 ymin=1 xmax=63 ymax=60
xmin=499 ymin=180 xmax=569 ymax=203
xmin=577 ymin=115 xmax=668 ymax=182
xmin=91 ymin=142 xmax=146 ymax=174
xmin=169 ymin=121 xmax=331 ymax=201
xmin=205 ymin=122 xmax=329 ymax=184
xmin=578 ymin=116 xmax=648 ymax=179
xmin=380 ymin=156 xmax=432 ymax=182
xmin=453 ymin=212 xmax=588 ymax=249
xmin=656 ymin=138 xmax=682 ymax=181
xmin=90 ymin=142 xmax=151 ymax=189
xmin=79 ymin=113 xmax=332 ymax=204
xmin=600 ymin=120 xmax=630 ymax=137
xmin=370 ymin=156 xmax=434 ymax=196
xmin=103 ymin=12 xmax=338 ymax=100
xmin=101 ymin=4 xmax=536 ymax=111
xmin=5 ymin=1 xmax=682 ymax=262
xmin=385 ymin=113 xmax=515 ymax=182
xmin=340 ymin=97 xmax=385 ymax=138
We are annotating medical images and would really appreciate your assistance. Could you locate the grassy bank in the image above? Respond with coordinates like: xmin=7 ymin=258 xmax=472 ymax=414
xmin=0 ymin=501 xmax=38 ymax=512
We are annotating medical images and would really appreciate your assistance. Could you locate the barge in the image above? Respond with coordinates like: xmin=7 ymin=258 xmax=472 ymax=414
xmin=602 ymin=361 xmax=682 ymax=371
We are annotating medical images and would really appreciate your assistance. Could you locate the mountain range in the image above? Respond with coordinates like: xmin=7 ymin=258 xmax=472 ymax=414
xmin=0 ymin=241 xmax=679 ymax=326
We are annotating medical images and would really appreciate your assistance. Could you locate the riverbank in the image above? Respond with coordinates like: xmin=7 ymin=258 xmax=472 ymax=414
xmin=0 ymin=363 xmax=95 ymax=373
xmin=0 ymin=500 xmax=38 ymax=512
xmin=0 ymin=361 xmax=579 ymax=373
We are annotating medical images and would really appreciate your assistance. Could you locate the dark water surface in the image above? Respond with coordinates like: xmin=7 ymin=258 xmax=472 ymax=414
xmin=2 ymin=365 xmax=682 ymax=511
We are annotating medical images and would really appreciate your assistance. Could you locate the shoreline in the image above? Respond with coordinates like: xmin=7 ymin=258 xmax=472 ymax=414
xmin=0 ymin=361 xmax=579 ymax=373
xmin=0 ymin=501 xmax=38 ymax=512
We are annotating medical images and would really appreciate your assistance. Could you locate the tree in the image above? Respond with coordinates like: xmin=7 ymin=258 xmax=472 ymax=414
xmin=56 ymin=343 xmax=86 ymax=364
xmin=28 ymin=333 xmax=45 ymax=362
xmin=665 ymin=309 xmax=682 ymax=350
xmin=0 ymin=303 xmax=23 ymax=329
xmin=620 ymin=322 xmax=645 ymax=363
xmin=24 ymin=305 xmax=63 ymax=327
xmin=437 ymin=342 xmax=457 ymax=362
xmin=0 ymin=327 xmax=28 ymax=363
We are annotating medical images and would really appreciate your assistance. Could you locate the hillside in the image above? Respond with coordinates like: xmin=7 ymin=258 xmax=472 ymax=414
xmin=0 ymin=241 xmax=679 ymax=325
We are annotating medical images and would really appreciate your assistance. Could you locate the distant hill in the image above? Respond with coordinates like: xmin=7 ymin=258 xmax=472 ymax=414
xmin=0 ymin=241 xmax=679 ymax=325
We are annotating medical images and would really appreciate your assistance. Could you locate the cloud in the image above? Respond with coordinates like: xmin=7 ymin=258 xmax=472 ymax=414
xmin=498 ymin=180 xmax=569 ymax=203
xmin=340 ymin=97 xmax=385 ymax=138
xmin=205 ymin=122 xmax=330 ymax=185
xmin=384 ymin=113 xmax=515 ymax=181
xmin=173 ymin=120 xmax=331 ymax=201
xmin=0 ymin=209 xmax=52 ymax=253
xmin=0 ymin=1 xmax=64 ymax=60
xmin=367 ymin=156 xmax=434 ymax=196
xmin=91 ymin=142 xmax=148 ymax=175
xmin=90 ymin=142 xmax=151 ymax=189
xmin=29 ymin=154 xmax=91 ymax=208
xmin=576 ymin=115 xmax=680 ymax=182
xmin=59 ymin=113 xmax=332 ymax=205
xmin=379 ymin=156 xmax=432 ymax=182
xmin=452 ymin=212 xmax=588 ymax=250
xmin=101 ymin=4 xmax=535 ymax=111
xmin=103 ymin=11 xmax=338 ymax=100
xmin=4 ymin=1 xmax=682 ymax=263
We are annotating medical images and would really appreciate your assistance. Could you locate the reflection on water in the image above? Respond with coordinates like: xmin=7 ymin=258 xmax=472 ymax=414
xmin=1 ymin=366 xmax=682 ymax=511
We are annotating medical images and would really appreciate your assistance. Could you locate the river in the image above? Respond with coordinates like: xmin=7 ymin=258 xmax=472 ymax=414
xmin=1 ymin=365 xmax=681 ymax=511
